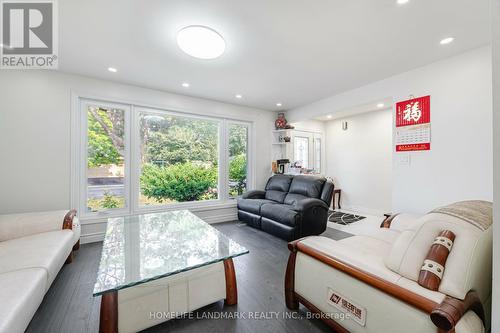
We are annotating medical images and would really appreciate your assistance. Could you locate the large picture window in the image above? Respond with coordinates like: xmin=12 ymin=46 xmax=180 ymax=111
xmin=74 ymin=98 xmax=252 ymax=218
xmin=138 ymin=111 xmax=219 ymax=206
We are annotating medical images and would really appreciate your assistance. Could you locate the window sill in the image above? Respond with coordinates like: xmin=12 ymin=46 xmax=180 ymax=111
xmin=79 ymin=199 xmax=238 ymax=224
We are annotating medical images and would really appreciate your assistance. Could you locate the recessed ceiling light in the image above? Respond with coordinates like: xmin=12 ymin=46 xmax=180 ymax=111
xmin=327 ymin=115 xmax=333 ymax=119
xmin=440 ymin=37 xmax=454 ymax=45
xmin=177 ymin=25 xmax=226 ymax=59
xmin=397 ymin=0 xmax=409 ymax=4
xmin=276 ymin=103 xmax=283 ymax=107
xmin=377 ymin=103 xmax=385 ymax=108
xmin=235 ymin=94 xmax=243 ymax=99
xmin=108 ymin=67 xmax=117 ymax=73
xmin=182 ymin=82 xmax=190 ymax=88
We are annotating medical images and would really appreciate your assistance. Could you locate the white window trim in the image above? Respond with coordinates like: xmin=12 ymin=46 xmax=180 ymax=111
xmin=71 ymin=92 xmax=255 ymax=222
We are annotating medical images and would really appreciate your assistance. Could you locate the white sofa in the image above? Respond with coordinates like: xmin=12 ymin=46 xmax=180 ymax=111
xmin=285 ymin=201 xmax=492 ymax=333
xmin=0 ymin=210 xmax=81 ymax=333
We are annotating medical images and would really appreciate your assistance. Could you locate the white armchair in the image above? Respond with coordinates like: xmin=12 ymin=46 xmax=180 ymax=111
xmin=285 ymin=201 xmax=492 ymax=333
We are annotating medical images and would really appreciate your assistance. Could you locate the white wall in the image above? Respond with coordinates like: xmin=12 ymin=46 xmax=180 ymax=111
xmin=0 ymin=70 xmax=275 ymax=242
xmin=491 ymin=0 xmax=500 ymax=330
xmin=325 ymin=109 xmax=392 ymax=215
xmin=287 ymin=47 xmax=493 ymax=214
xmin=290 ymin=120 xmax=326 ymax=133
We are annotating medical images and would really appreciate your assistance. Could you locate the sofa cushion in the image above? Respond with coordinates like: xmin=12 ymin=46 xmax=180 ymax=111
xmin=0 ymin=230 xmax=74 ymax=289
xmin=237 ymin=198 xmax=276 ymax=215
xmin=265 ymin=174 xmax=293 ymax=192
xmin=0 ymin=210 xmax=68 ymax=242
xmin=265 ymin=190 xmax=287 ymax=203
xmin=0 ymin=268 xmax=47 ymax=333
xmin=260 ymin=204 xmax=300 ymax=227
xmin=283 ymin=193 xmax=309 ymax=206
xmin=288 ymin=175 xmax=325 ymax=199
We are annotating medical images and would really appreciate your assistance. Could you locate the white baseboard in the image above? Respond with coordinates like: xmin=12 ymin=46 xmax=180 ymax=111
xmin=80 ymin=231 xmax=107 ymax=244
xmin=80 ymin=211 xmax=238 ymax=244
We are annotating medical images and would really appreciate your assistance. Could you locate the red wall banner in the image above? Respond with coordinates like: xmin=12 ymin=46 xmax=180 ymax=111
xmin=395 ymin=95 xmax=431 ymax=152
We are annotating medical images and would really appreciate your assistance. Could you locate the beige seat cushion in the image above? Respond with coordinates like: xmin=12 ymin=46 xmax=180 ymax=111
xmin=300 ymin=236 xmax=400 ymax=282
xmin=0 ymin=230 xmax=74 ymax=289
xmin=353 ymin=228 xmax=401 ymax=245
xmin=0 ymin=210 xmax=69 ymax=241
xmin=299 ymin=236 xmax=446 ymax=304
xmin=0 ymin=268 xmax=47 ymax=333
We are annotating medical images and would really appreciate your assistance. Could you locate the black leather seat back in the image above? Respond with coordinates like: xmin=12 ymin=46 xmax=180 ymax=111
xmin=284 ymin=176 xmax=326 ymax=205
xmin=264 ymin=175 xmax=293 ymax=203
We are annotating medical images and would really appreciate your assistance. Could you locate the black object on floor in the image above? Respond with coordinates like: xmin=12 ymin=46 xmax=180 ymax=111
xmin=328 ymin=211 xmax=366 ymax=224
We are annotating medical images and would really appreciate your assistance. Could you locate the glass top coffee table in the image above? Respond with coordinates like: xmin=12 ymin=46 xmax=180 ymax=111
xmin=93 ymin=210 xmax=249 ymax=332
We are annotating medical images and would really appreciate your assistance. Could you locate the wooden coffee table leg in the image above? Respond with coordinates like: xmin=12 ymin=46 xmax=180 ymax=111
xmin=224 ymin=258 xmax=238 ymax=305
xmin=100 ymin=291 xmax=118 ymax=333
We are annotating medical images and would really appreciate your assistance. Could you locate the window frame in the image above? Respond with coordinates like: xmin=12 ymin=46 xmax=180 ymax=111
xmin=78 ymin=99 xmax=131 ymax=219
xmin=226 ymin=120 xmax=251 ymax=199
xmin=71 ymin=94 xmax=254 ymax=221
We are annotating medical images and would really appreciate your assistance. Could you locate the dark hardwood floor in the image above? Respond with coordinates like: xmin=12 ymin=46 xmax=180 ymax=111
xmin=27 ymin=222 xmax=352 ymax=333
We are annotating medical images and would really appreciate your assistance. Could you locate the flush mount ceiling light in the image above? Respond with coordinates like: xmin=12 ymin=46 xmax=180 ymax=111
xmin=177 ymin=25 xmax=226 ymax=59
xmin=327 ymin=115 xmax=333 ymax=119
xmin=235 ymin=94 xmax=243 ymax=99
xmin=108 ymin=67 xmax=117 ymax=73
xmin=276 ymin=102 xmax=283 ymax=107
xmin=397 ymin=0 xmax=409 ymax=4
xmin=182 ymin=82 xmax=190 ymax=88
xmin=440 ymin=37 xmax=454 ymax=45
xmin=377 ymin=103 xmax=385 ymax=108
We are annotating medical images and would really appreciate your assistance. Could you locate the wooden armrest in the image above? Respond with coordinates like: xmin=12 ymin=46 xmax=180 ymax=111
xmin=63 ymin=209 xmax=77 ymax=230
xmin=430 ymin=291 xmax=485 ymax=331
xmin=381 ymin=213 xmax=399 ymax=228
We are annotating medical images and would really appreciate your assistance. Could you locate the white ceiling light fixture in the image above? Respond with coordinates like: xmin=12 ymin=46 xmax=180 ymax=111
xmin=377 ymin=103 xmax=385 ymax=108
xmin=397 ymin=0 xmax=409 ymax=4
xmin=108 ymin=67 xmax=117 ymax=73
xmin=327 ymin=115 xmax=333 ymax=119
xmin=235 ymin=94 xmax=243 ymax=99
xmin=440 ymin=37 xmax=455 ymax=45
xmin=182 ymin=82 xmax=190 ymax=88
xmin=276 ymin=102 xmax=283 ymax=107
xmin=177 ymin=25 xmax=226 ymax=60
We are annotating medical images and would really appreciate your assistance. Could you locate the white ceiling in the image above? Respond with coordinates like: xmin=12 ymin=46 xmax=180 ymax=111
xmin=313 ymin=98 xmax=394 ymax=121
xmin=59 ymin=0 xmax=490 ymax=111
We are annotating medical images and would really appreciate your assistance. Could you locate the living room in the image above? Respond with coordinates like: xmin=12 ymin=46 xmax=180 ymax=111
xmin=0 ymin=1 xmax=499 ymax=333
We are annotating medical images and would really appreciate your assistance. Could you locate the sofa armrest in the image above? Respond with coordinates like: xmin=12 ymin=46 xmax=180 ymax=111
xmin=63 ymin=209 xmax=77 ymax=230
xmin=241 ymin=190 xmax=266 ymax=199
xmin=430 ymin=291 xmax=485 ymax=331
xmin=0 ymin=210 xmax=77 ymax=242
xmin=381 ymin=213 xmax=399 ymax=228
xmin=293 ymin=198 xmax=329 ymax=212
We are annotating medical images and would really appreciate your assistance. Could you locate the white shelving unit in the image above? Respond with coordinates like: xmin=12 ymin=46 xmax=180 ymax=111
xmin=271 ymin=128 xmax=293 ymax=162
